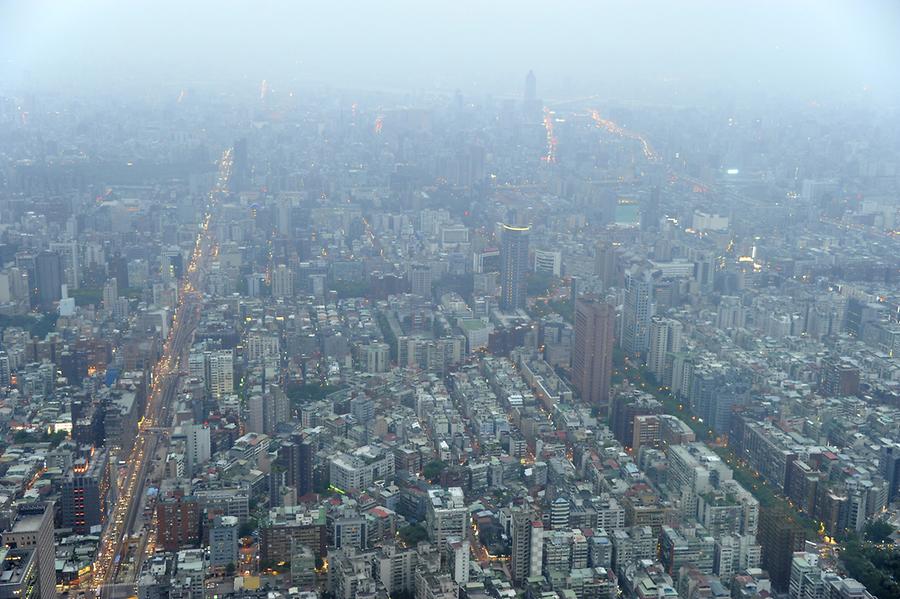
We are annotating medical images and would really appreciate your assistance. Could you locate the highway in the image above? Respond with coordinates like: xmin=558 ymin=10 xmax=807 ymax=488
xmin=92 ymin=149 xmax=233 ymax=597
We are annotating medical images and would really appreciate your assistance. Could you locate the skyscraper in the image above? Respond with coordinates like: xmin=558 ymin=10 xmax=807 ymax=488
xmin=409 ymin=263 xmax=433 ymax=298
xmin=647 ymin=317 xmax=683 ymax=385
xmin=499 ymin=224 xmax=529 ymax=312
xmin=272 ymin=264 xmax=294 ymax=298
xmin=1 ymin=501 xmax=57 ymax=599
xmin=510 ymin=509 xmax=543 ymax=585
xmin=621 ymin=272 xmax=653 ymax=356
xmin=594 ymin=240 xmax=618 ymax=290
xmin=524 ymin=70 xmax=536 ymax=106
xmin=572 ymin=297 xmax=616 ymax=415
xmin=60 ymin=448 xmax=109 ymax=534
xmin=34 ymin=251 xmax=62 ymax=310
xmin=523 ymin=70 xmax=540 ymax=119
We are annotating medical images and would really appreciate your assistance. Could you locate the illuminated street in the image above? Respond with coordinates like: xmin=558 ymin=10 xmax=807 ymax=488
xmin=92 ymin=149 xmax=233 ymax=597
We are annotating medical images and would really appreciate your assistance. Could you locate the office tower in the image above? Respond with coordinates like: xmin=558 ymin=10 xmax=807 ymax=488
xmin=34 ymin=251 xmax=62 ymax=310
xmin=522 ymin=70 xmax=540 ymax=119
xmin=297 ymin=438 xmax=313 ymax=497
xmin=594 ymin=240 xmax=617 ymax=290
xmin=1 ymin=501 xmax=56 ymax=599
xmin=364 ymin=342 xmax=390 ymax=373
xmin=156 ymin=483 xmax=201 ymax=551
xmin=632 ymin=415 xmax=661 ymax=453
xmin=409 ymin=263 xmax=433 ymax=298
xmin=717 ymin=295 xmax=745 ymax=329
xmin=102 ymin=277 xmax=118 ymax=312
xmin=621 ymin=272 xmax=653 ymax=355
xmin=60 ymin=449 xmax=109 ymax=534
xmin=377 ymin=542 xmax=418 ymax=596
xmin=232 ymin=137 xmax=249 ymax=191
xmin=550 ymin=496 xmax=570 ymax=529
xmin=108 ymin=252 xmax=129 ymax=288
xmin=641 ymin=185 xmax=661 ymax=232
xmin=510 ymin=509 xmax=542 ymax=584
xmin=880 ymin=443 xmax=900 ymax=502
xmin=246 ymin=394 xmax=265 ymax=434
xmin=693 ymin=250 xmax=716 ymax=293
xmin=611 ymin=392 xmax=662 ymax=448
xmin=276 ymin=197 xmax=292 ymax=236
xmin=499 ymin=224 xmax=530 ymax=312
xmin=569 ymin=275 xmax=580 ymax=314
xmin=533 ymin=249 xmax=562 ymax=276
xmin=281 ymin=433 xmax=314 ymax=498
xmin=49 ymin=241 xmax=79 ymax=290
xmin=208 ymin=350 xmax=234 ymax=398
xmin=524 ymin=70 xmax=536 ymax=106
xmin=758 ymin=506 xmax=807 ymax=591
xmin=425 ymin=488 xmax=467 ymax=547
xmin=647 ymin=317 xmax=684 ymax=384
xmin=0 ymin=547 xmax=38 ymax=599
xmin=271 ymin=264 xmax=294 ymax=298
xmin=185 ymin=424 xmax=211 ymax=476
xmin=572 ymin=297 xmax=616 ymax=415
xmin=209 ymin=516 xmax=239 ymax=569
xmin=163 ymin=248 xmax=184 ymax=280
xmin=260 ymin=505 xmax=327 ymax=563
xmin=820 ymin=356 xmax=860 ymax=397
xmin=248 ymin=387 xmax=290 ymax=436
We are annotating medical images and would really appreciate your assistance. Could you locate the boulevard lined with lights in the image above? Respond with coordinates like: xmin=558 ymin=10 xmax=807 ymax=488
xmin=92 ymin=149 xmax=233 ymax=594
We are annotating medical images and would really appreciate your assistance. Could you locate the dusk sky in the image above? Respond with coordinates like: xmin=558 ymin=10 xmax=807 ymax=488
xmin=2 ymin=1 xmax=899 ymax=104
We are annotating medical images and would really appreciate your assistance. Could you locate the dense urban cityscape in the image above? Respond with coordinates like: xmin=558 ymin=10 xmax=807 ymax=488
xmin=1 ymin=4 xmax=900 ymax=599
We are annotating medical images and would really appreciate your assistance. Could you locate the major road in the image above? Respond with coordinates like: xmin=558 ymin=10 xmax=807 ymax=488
xmin=92 ymin=149 xmax=233 ymax=598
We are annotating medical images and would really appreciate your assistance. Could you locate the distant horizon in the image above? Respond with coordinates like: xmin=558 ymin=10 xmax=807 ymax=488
xmin=2 ymin=0 xmax=899 ymax=108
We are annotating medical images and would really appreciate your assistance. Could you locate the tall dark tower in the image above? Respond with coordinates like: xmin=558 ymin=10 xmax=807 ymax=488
xmin=641 ymin=185 xmax=661 ymax=232
xmin=34 ymin=250 xmax=62 ymax=311
xmin=524 ymin=70 xmax=536 ymax=106
xmin=523 ymin=70 xmax=540 ymax=120
xmin=232 ymin=137 xmax=249 ymax=192
xmin=572 ymin=297 xmax=616 ymax=416
xmin=499 ymin=224 xmax=530 ymax=312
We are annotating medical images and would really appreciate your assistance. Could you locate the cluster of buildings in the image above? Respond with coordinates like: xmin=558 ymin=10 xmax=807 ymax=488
xmin=0 ymin=69 xmax=897 ymax=599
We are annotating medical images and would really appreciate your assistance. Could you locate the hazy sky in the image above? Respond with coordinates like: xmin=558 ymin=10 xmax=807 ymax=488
xmin=2 ymin=0 xmax=899 ymax=104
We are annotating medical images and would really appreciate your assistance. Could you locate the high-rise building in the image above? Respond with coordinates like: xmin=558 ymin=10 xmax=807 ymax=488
xmin=409 ymin=264 xmax=432 ymax=298
xmin=102 ymin=277 xmax=118 ymax=312
xmin=522 ymin=70 xmax=540 ymax=119
xmin=59 ymin=448 xmax=109 ymax=534
xmin=758 ymin=506 xmax=808 ymax=591
xmin=260 ymin=505 xmax=327 ymax=562
xmin=594 ymin=240 xmax=618 ymax=290
xmin=0 ymin=547 xmax=38 ymax=599
xmin=232 ymin=137 xmax=249 ymax=191
xmin=271 ymin=264 xmax=294 ymax=298
xmin=820 ymin=356 xmax=860 ymax=397
xmin=533 ymin=249 xmax=561 ymax=277
xmin=49 ymin=241 xmax=79 ymax=291
xmin=572 ymin=297 xmax=616 ymax=414
xmin=510 ymin=509 xmax=543 ymax=584
xmin=880 ymin=443 xmax=900 ymax=503
xmin=377 ymin=542 xmax=418 ymax=596
xmin=184 ymin=424 xmax=211 ymax=476
xmin=208 ymin=350 xmax=234 ymax=398
xmin=647 ymin=317 xmax=683 ymax=385
xmin=279 ymin=432 xmax=315 ymax=499
xmin=156 ymin=482 xmax=200 ymax=551
xmin=425 ymin=488 xmax=467 ymax=548
xmin=34 ymin=251 xmax=62 ymax=310
xmin=499 ymin=224 xmax=530 ymax=312
xmin=621 ymin=272 xmax=653 ymax=355
xmin=1 ymin=501 xmax=56 ymax=599
xmin=209 ymin=516 xmax=239 ymax=569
